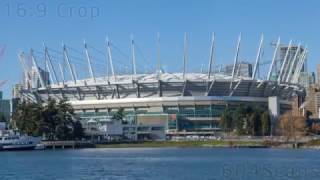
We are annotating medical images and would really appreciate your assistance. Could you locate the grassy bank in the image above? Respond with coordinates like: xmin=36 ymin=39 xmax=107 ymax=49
xmin=303 ymin=139 xmax=320 ymax=148
xmin=95 ymin=140 xmax=265 ymax=148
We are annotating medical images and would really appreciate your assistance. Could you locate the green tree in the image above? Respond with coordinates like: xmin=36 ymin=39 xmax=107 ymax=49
xmin=41 ymin=99 xmax=59 ymax=140
xmin=247 ymin=112 xmax=260 ymax=136
xmin=220 ymin=107 xmax=234 ymax=132
xmin=261 ymin=111 xmax=270 ymax=136
xmin=234 ymin=105 xmax=247 ymax=135
xmin=12 ymin=99 xmax=78 ymax=140
xmin=55 ymin=100 xmax=75 ymax=140
xmin=73 ymin=120 xmax=84 ymax=140
xmin=13 ymin=101 xmax=43 ymax=136
xmin=0 ymin=112 xmax=6 ymax=122
xmin=113 ymin=108 xmax=125 ymax=123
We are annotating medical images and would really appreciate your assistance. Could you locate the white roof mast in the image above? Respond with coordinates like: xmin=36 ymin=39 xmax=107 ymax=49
xmin=183 ymin=32 xmax=188 ymax=80
xmin=277 ymin=40 xmax=292 ymax=84
xmin=30 ymin=49 xmax=46 ymax=88
xmin=207 ymin=32 xmax=215 ymax=81
xmin=131 ymin=34 xmax=137 ymax=80
xmin=106 ymin=37 xmax=116 ymax=81
xmin=252 ymin=34 xmax=264 ymax=80
xmin=285 ymin=44 xmax=301 ymax=82
xmin=62 ymin=43 xmax=77 ymax=84
xmin=84 ymin=40 xmax=96 ymax=83
xmin=230 ymin=33 xmax=241 ymax=89
xmin=43 ymin=43 xmax=59 ymax=85
xmin=267 ymin=37 xmax=280 ymax=81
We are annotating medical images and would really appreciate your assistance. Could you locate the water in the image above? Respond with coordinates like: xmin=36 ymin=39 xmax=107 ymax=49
xmin=1 ymin=148 xmax=320 ymax=180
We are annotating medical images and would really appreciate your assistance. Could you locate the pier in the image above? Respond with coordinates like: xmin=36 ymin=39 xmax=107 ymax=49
xmin=42 ymin=141 xmax=94 ymax=149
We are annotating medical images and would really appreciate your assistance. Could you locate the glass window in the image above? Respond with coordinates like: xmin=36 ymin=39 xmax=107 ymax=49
xmin=151 ymin=127 xmax=164 ymax=131
xmin=137 ymin=126 xmax=149 ymax=131
xmin=179 ymin=106 xmax=194 ymax=117
xmin=211 ymin=105 xmax=225 ymax=117
xmin=195 ymin=105 xmax=210 ymax=117
xmin=163 ymin=106 xmax=179 ymax=114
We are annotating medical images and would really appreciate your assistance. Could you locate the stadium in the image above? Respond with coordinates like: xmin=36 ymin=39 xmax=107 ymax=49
xmin=18 ymin=34 xmax=307 ymax=137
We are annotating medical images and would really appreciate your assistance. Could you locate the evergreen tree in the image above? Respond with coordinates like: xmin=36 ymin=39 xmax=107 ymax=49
xmin=261 ymin=111 xmax=270 ymax=136
xmin=234 ymin=105 xmax=247 ymax=135
xmin=73 ymin=120 xmax=84 ymax=140
xmin=13 ymin=101 xmax=43 ymax=136
xmin=0 ymin=112 xmax=6 ymax=122
xmin=220 ymin=107 xmax=234 ymax=132
xmin=41 ymin=99 xmax=59 ymax=140
xmin=248 ymin=112 xmax=260 ymax=136
xmin=113 ymin=108 xmax=125 ymax=123
xmin=12 ymin=99 xmax=79 ymax=140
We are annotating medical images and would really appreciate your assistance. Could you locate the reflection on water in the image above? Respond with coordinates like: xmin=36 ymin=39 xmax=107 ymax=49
xmin=1 ymin=148 xmax=320 ymax=180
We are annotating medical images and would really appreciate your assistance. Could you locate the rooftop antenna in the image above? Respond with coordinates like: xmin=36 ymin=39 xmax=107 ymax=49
xmin=84 ymin=39 xmax=96 ymax=83
xmin=267 ymin=37 xmax=280 ymax=81
xmin=131 ymin=34 xmax=137 ymax=80
xmin=62 ymin=43 xmax=77 ymax=84
xmin=252 ymin=34 xmax=264 ymax=80
xmin=230 ymin=33 xmax=241 ymax=89
xmin=207 ymin=32 xmax=215 ymax=81
xmin=183 ymin=32 xmax=188 ymax=80
xmin=277 ymin=40 xmax=292 ymax=84
xmin=106 ymin=36 xmax=116 ymax=81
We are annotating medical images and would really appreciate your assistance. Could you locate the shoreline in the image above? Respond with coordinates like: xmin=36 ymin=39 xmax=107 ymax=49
xmin=3 ymin=139 xmax=320 ymax=151
xmin=94 ymin=139 xmax=320 ymax=149
xmin=95 ymin=140 xmax=272 ymax=149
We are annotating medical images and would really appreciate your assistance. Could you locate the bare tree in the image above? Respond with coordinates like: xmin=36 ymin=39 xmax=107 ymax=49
xmin=277 ymin=111 xmax=306 ymax=142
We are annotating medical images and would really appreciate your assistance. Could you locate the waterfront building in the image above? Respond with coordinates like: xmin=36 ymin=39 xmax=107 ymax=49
xmin=83 ymin=116 xmax=165 ymax=141
xmin=17 ymin=34 xmax=308 ymax=136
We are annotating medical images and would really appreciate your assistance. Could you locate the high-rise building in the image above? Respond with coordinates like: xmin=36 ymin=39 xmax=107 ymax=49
xmin=0 ymin=91 xmax=11 ymax=122
xmin=317 ymin=64 xmax=320 ymax=85
xmin=28 ymin=66 xmax=50 ymax=89
xmin=224 ymin=62 xmax=253 ymax=77
xmin=12 ymin=83 xmax=23 ymax=99
xmin=304 ymin=85 xmax=320 ymax=118
xmin=312 ymin=72 xmax=316 ymax=85
xmin=276 ymin=45 xmax=306 ymax=82
xmin=298 ymin=72 xmax=314 ymax=89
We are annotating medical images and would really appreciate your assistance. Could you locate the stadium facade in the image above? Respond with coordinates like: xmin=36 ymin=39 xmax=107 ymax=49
xmin=17 ymin=34 xmax=308 ymax=135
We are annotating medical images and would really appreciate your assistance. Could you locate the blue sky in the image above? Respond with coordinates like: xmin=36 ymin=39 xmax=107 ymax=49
xmin=0 ymin=0 xmax=319 ymax=98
